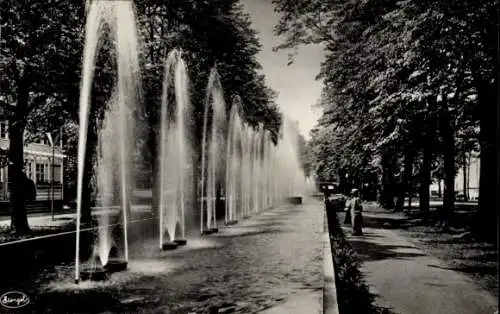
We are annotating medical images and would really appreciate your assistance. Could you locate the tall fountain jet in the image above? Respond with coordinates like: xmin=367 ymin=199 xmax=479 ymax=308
xmin=75 ymin=0 xmax=141 ymax=283
xmin=225 ymin=96 xmax=243 ymax=225
xmin=158 ymin=49 xmax=192 ymax=250
xmin=263 ymin=130 xmax=273 ymax=209
xmin=200 ymin=68 xmax=227 ymax=234
xmin=240 ymin=125 xmax=253 ymax=218
xmin=276 ymin=116 xmax=307 ymax=202
xmin=252 ymin=125 xmax=263 ymax=214
xmin=95 ymin=91 xmax=119 ymax=268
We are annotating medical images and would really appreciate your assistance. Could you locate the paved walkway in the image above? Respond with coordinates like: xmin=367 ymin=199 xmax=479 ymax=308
xmin=339 ymin=209 xmax=498 ymax=314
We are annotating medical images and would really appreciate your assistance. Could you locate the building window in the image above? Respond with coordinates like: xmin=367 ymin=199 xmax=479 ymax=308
xmin=44 ymin=163 xmax=49 ymax=182
xmin=0 ymin=120 xmax=8 ymax=139
xmin=36 ymin=163 xmax=47 ymax=184
xmin=53 ymin=165 xmax=62 ymax=183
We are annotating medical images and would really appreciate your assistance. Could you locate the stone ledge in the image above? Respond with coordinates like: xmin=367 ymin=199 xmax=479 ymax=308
xmin=324 ymin=215 xmax=340 ymax=314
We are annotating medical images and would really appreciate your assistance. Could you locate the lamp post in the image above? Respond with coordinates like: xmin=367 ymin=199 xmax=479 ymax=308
xmin=47 ymin=128 xmax=62 ymax=221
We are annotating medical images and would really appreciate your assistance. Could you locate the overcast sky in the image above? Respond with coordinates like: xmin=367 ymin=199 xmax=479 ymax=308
xmin=241 ymin=0 xmax=325 ymax=139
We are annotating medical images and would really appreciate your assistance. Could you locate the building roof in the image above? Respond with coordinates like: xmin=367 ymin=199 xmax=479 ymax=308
xmin=0 ymin=138 xmax=65 ymax=158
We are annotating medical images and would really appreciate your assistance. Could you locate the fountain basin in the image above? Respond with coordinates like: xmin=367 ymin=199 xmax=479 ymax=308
xmin=224 ymin=220 xmax=238 ymax=226
xmin=201 ymin=229 xmax=214 ymax=236
xmin=173 ymin=239 xmax=187 ymax=246
xmin=286 ymin=196 xmax=302 ymax=205
xmin=162 ymin=241 xmax=179 ymax=250
xmin=80 ymin=266 xmax=107 ymax=281
xmin=103 ymin=259 xmax=128 ymax=273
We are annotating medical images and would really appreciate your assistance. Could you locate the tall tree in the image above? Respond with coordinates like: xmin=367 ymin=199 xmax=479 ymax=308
xmin=0 ymin=0 xmax=85 ymax=234
xmin=274 ymin=0 xmax=496 ymax=234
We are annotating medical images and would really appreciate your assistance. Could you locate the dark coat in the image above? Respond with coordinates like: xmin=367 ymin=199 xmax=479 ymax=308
xmin=23 ymin=174 xmax=37 ymax=201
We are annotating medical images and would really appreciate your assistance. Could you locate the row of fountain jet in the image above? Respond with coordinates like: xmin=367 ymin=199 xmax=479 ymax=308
xmin=74 ymin=0 xmax=306 ymax=283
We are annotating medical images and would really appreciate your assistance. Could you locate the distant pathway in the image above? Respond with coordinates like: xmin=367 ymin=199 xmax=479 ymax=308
xmin=339 ymin=209 xmax=497 ymax=314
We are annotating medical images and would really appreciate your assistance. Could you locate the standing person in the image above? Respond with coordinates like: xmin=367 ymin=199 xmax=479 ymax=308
xmin=343 ymin=194 xmax=352 ymax=225
xmin=343 ymin=189 xmax=357 ymax=225
xmin=344 ymin=188 xmax=363 ymax=234
xmin=349 ymin=188 xmax=364 ymax=235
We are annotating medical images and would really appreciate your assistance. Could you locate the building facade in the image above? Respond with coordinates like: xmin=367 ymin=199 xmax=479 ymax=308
xmin=429 ymin=154 xmax=480 ymax=201
xmin=0 ymin=119 xmax=65 ymax=202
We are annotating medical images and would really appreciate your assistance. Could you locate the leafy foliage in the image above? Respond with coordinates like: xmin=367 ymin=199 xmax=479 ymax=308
xmin=1 ymin=0 xmax=281 ymax=234
xmin=274 ymin=0 xmax=496 ymax=225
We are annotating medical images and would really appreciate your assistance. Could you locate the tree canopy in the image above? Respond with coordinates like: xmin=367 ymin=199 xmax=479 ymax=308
xmin=274 ymin=0 xmax=497 ymax=237
xmin=1 ymin=0 xmax=281 ymax=235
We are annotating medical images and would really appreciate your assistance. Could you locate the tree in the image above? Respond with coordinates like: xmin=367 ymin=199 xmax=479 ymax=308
xmin=0 ymin=0 xmax=85 ymax=234
xmin=273 ymin=0 xmax=416 ymax=201
xmin=297 ymin=132 xmax=312 ymax=176
xmin=409 ymin=0 xmax=496 ymax=229
xmin=133 ymin=0 xmax=281 ymax=213
xmin=1 ymin=0 xmax=298 ymax=237
xmin=274 ymin=0 xmax=496 ymax=235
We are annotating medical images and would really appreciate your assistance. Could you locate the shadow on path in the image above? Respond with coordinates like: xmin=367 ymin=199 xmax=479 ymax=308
xmin=428 ymin=264 xmax=498 ymax=276
xmin=347 ymin=237 xmax=426 ymax=262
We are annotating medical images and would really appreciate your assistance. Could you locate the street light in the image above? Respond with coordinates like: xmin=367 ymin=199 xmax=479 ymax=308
xmin=46 ymin=128 xmax=62 ymax=221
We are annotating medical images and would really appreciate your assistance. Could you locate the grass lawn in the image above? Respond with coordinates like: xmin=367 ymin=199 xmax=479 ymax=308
xmin=0 ymin=220 xmax=76 ymax=244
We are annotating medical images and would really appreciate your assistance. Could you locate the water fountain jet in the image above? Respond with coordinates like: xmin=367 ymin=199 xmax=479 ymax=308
xmin=200 ymin=67 xmax=227 ymax=235
xmin=102 ymin=245 xmax=128 ymax=273
xmin=224 ymin=96 xmax=243 ymax=226
xmin=75 ymin=0 xmax=141 ymax=283
xmin=158 ymin=48 xmax=192 ymax=250
xmin=80 ymin=252 xmax=107 ymax=281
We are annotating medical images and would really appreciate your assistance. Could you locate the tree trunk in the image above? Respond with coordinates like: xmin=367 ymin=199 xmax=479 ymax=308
xmin=407 ymin=192 xmax=412 ymax=213
xmin=439 ymin=105 xmax=456 ymax=223
xmin=462 ymin=153 xmax=468 ymax=202
xmin=8 ymin=118 xmax=31 ymax=235
xmin=477 ymin=82 xmax=497 ymax=240
xmin=419 ymin=132 xmax=433 ymax=214
xmin=466 ymin=153 xmax=471 ymax=200
xmin=8 ymin=73 xmax=31 ymax=235
xmin=380 ymin=153 xmax=395 ymax=209
xmin=395 ymin=149 xmax=414 ymax=212
xmin=338 ymin=168 xmax=347 ymax=195
xmin=394 ymin=178 xmax=404 ymax=212
xmin=147 ymin=125 xmax=159 ymax=218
